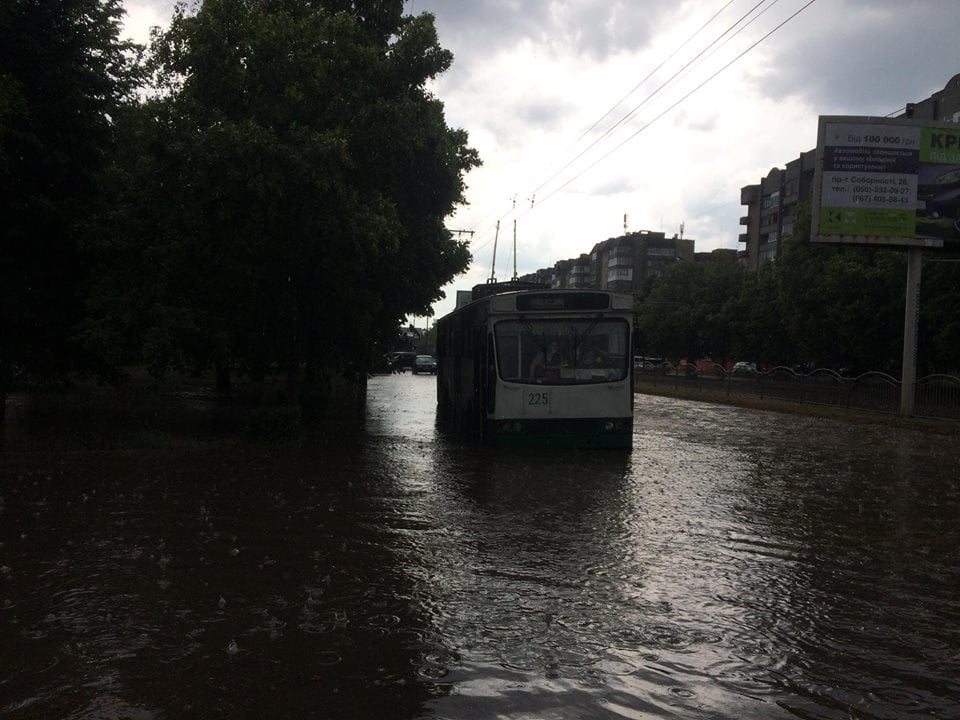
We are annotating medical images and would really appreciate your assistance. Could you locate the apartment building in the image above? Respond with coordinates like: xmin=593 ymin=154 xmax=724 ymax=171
xmin=520 ymin=230 xmax=695 ymax=294
xmin=739 ymin=73 xmax=960 ymax=270
xmin=739 ymin=150 xmax=815 ymax=268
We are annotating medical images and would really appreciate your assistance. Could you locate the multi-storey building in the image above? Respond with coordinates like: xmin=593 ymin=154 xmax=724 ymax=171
xmin=739 ymin=73 xmax=960 ymax=269
xmin=739 ymin=151 xmax=815 ymax=267
xmin=905 ymin=72 xmax=960 ymax=122
xmin=520 ymin=230 xmax=695 ymax=294
xmin=592 ymin=231 xmax=694 ymax=292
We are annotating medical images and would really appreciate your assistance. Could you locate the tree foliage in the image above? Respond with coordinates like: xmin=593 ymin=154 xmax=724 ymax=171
xmin=0 ymin=0 xmax=141 ymax=399
xmin=637 ymin=208 xmax=960 ymax=375
xmin=86 ymin=0 xmax=479 ymax=399
xmin=636 ymin=250 xmax=744 ymax=361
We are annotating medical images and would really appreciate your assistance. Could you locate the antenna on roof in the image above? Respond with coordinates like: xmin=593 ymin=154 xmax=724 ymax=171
xmin=624 ymin=213 xmax=628 ymax=234
xmin=679 ymin=221 xmax=685 ymax=239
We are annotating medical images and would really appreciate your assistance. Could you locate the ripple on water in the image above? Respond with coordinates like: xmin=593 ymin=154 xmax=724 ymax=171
xmin=313 ymin=650 xmax=342 ymax=666
xmin=3 ymin=381 xmax=959 ymax=720
xmin=416 ymin=649 xmax=458 ymax=680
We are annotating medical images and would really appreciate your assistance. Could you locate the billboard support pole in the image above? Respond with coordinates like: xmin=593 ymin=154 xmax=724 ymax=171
xmin=900 ymin=247 xmax=922 ymax=416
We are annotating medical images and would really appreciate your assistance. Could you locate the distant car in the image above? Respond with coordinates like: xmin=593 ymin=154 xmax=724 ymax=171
xmin=732 ymin=361 xmax=757 ymax=374
xmin=633 ymin=356 xmax=665 ymax=370
xmin=412 ymin=354 xmax=437 ymax=374
xmin=388 ymin=351 xmax=417 ymax=371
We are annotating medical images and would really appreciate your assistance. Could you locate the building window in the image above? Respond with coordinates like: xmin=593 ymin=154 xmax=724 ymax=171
xmin=646 ymin=247 xmax=675 ymax=257
xmin=761 ymin=191 xmax=780 ymax=209
xmin=607 ymin=268 xmax=633 ymax=282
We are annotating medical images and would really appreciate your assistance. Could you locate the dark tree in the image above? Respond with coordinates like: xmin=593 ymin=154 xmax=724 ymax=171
xmin=636 ymin=253 xmax=745 ymax=363
xmin=0 ymin=0 xmax=141 ymax=420
xmin=88 ymin=0 xmax=478 ymax=405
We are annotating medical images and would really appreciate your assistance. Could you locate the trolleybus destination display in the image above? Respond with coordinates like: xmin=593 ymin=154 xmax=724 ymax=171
xmin=811 ymin=115 xmax=960 ymax=247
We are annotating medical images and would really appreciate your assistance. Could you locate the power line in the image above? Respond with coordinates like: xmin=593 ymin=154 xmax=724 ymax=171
xmin=573 ymin=0 xmax=738 ymax=147
xmin=467 ymin=0 xmax=819 ymax=260
xmin=502 ymin=0 xmax=821 ymax=240
xmin=463 ymin=0 xmax=757 ymax=252
xmin=531 ymin=0 xmax=776 ymax=201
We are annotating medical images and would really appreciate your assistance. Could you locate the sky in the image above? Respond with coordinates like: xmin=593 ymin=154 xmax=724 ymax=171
xmin=120 ymin=0 xmax=960 ymax=321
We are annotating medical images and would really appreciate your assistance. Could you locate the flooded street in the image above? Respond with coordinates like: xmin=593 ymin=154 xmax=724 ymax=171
xmin=2 ymin=374 xmax=959 ymax=719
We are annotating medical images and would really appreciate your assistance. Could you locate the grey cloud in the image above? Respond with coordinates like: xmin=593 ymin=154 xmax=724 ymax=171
xmin=427 ymin=0 xmax=676 ymax=67
xmin=582 ymin=172 xmax=645 ymax=197
xmin=753 ymin=0 xmax=959 ymax=114
xmin=674 ymin=108 xmax=719 ymax=133
xmin=515 ymin=97 xmax=577 ymax=129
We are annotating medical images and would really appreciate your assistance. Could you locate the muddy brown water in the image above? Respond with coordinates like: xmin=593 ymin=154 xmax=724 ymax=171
xmin=1 ymin=374 xmax=959 ymax=719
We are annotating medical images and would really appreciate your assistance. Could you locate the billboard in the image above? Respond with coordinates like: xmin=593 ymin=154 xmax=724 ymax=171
xmin=811 ymin=116 xmax=960 ymax=247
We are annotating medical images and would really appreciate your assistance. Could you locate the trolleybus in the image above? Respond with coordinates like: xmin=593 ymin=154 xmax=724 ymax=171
xmin=435 ymin=287 xmax=634 ymax=447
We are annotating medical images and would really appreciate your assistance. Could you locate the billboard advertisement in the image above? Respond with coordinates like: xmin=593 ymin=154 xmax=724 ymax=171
xmin=811 ymin=116 xmax=960 ymax=246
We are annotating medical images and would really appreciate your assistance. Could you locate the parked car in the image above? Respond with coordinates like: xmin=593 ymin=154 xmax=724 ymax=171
xmin=732 ymin=361 xmax=757 ymax=374
xmin=633 ymin=356 xmax=665 ymax=370
xmin=412 ymin=354 xmax=437 ymax=374
xmin=388 ymin=351 xmax=417 ymax=372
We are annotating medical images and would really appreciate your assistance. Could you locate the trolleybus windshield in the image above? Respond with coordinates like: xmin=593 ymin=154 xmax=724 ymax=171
xmin=494 ymin=318 xmax=629 ymax=385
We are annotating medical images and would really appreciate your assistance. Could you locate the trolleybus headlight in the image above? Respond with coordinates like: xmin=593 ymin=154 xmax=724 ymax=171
xmin=604 ymin=421 xmax=615 ymax=431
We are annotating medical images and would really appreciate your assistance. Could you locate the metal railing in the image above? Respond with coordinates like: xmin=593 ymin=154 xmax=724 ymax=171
xmin=634 ymin=362 xmax=960 ymax=420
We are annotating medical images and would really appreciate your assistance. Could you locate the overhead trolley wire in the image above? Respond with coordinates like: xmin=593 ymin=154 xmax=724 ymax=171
xmin=459 ymin=0 xmax=745 ymax=251
xmin=466 ymin=0 xmax=819 ymax=257
xmin=529 ymin=0 xmax=776 ymax=202
xmin=531 ymin=0 xmax=820 ymax=212
xmin=572 ymin=0 xmax=739 ymax=147
xmin=467 ymin=0 xmax=818 ymax=256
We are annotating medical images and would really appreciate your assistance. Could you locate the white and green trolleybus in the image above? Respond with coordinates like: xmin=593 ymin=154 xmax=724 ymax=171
xmin=435 ymin=286 xmax=634 ymax=448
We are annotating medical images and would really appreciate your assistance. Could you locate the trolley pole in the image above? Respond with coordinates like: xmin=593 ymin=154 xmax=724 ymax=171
xmin=899 ymin=247 xmax=922 ymax=416
xmin=488 ymin=220 xmax=500 ymax=283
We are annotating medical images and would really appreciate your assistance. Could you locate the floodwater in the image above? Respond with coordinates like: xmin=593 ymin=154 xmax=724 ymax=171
xmin=1 ymin=374 xmax=959 ymax=719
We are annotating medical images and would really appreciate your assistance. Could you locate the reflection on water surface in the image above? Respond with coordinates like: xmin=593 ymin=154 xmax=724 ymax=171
xmin=1 ymin=374 xmax=959 ymax=719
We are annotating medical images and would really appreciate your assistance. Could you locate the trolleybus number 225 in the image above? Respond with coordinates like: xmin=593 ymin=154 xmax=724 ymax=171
xmin=527 ymin=391 xmax=549 ymax=406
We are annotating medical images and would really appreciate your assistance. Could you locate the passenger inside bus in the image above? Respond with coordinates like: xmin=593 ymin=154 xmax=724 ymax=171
xmin=578 ymin=346 xmax=607 ymax=368
xmin=529 ymin=340 xmax=563 ymax=380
